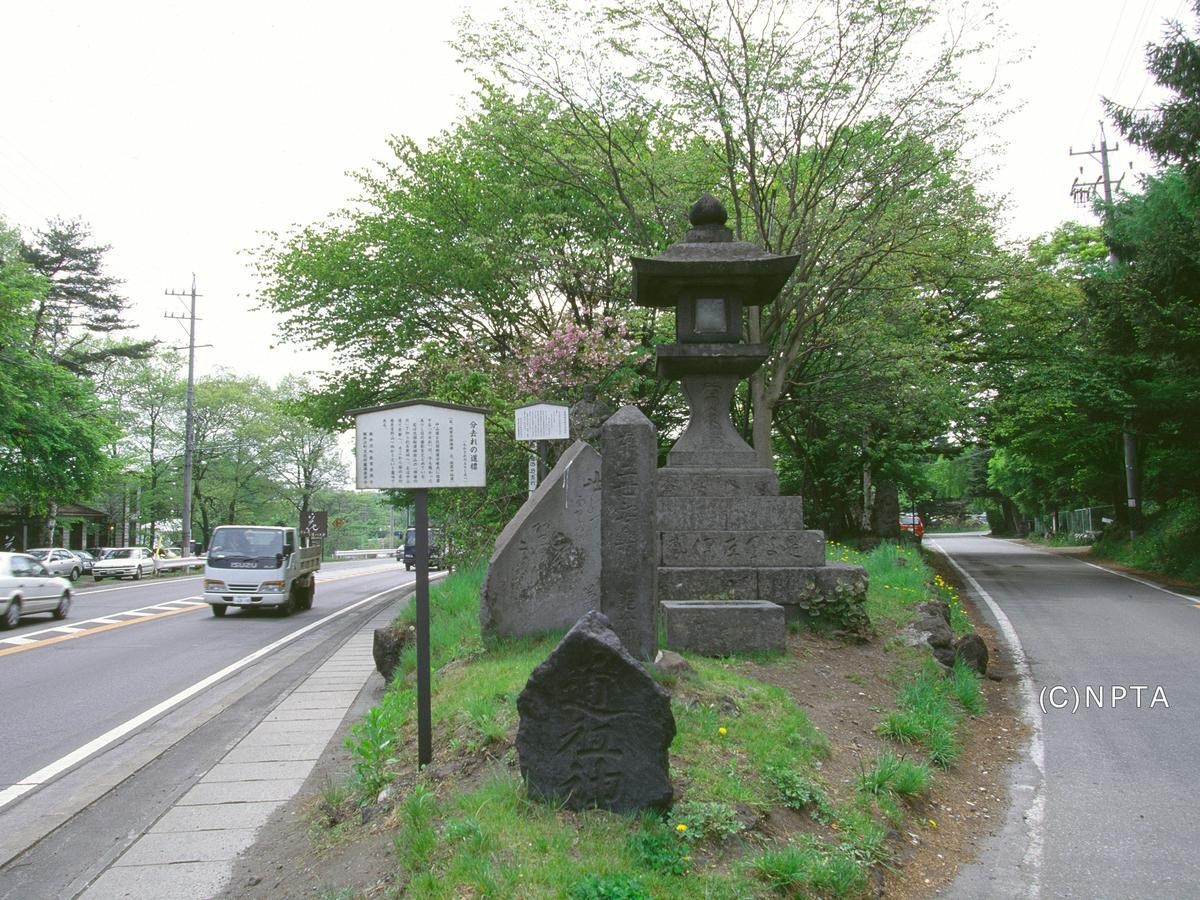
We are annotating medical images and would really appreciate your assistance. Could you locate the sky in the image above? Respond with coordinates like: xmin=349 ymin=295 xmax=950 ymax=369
xmin=0 ymin=0 xmax=1190 ymax=384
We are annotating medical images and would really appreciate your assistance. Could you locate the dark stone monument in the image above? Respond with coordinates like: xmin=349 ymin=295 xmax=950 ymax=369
xmin=600 ymin=405 xmax=658 ymax=660
xmin=516 ymin=611 xmax=675 ymax=813
xmin=630 ymin=194 xmax=870 ymax=652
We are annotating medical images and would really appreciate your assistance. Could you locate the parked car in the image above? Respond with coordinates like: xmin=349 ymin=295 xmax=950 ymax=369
xmin=398 ymin=528 xmax=445 ymax=571
xmin=73 ymin=549 xmax=98 ymax=575
xmin=27 ymin=547 xmax=84 ymax=581
xmin=87 ymin=547 xmax=118 ymax=560
xmin=900 ymin=513 xmax=925 ymax=540
xmin=92 ymin=547 xmax=157 ymax=581
xmin=0 ymin=552 xmax=72 ymax=628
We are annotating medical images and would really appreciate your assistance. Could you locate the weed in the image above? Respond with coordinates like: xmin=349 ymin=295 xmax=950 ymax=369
xmin=856 ymin=750 xmax=930 ymax=798
xmin=750 ymin=838 xmax=869 ymax=898
xmin=569 ymin=874 xmax=650 ymax=899
xmin=344 ymin=696 xmax=405 ymax=795
xmin=766 ymin=766 xmax=827 ymax=812
xmin=949 ymin=660 xmax=986 ymax=715
xmin=394 ymin=784 xmax=440 ymax=871
xmin=316 ymin=776 xmax=350 ymax=827
xmin=626 ymin=819 xmax=691 ymax=875
xmin=671 ymin=800 xmax=743 ymax=842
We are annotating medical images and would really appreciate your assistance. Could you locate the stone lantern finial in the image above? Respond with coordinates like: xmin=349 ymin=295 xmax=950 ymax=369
xmin=686 ymin=193 xmax=732 ymax=243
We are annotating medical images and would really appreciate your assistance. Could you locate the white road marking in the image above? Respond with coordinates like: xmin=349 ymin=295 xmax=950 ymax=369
xmin=0 ymin=575 xmax=437 ymax=810
xmin=46 ymin=625 xmax=85 ymax=634
xmin=928 ymin=539 xmax=1045 ymax=898
xmin=0 ymin=636 xmax=38 ymax=646
xmin=3 ymin=600 xmax=208 ymax=642
xmin=1078 ymin=560 xmax=1200 ymax=604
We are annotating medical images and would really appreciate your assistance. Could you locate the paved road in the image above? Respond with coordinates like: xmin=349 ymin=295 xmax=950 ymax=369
xmin=0 ymin=558 xmax=414 ymax=875
xmin=932 ymin=534 xmax=1199 ymax=899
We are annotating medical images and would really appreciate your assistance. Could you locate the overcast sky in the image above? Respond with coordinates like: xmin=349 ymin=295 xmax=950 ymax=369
xmin=1 ymin=0 xmax=1188 ymax=383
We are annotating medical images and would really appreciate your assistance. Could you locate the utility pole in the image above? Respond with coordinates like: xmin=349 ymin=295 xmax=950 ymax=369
xmin=1070 ymin=124 xmax=1139 ymax=538
xmin=165 ymin=276 xmax=200 ymax=553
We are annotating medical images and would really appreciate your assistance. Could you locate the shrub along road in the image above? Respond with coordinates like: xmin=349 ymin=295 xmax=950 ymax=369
xmin=932 ymin=534 xmax=1200 ymax=898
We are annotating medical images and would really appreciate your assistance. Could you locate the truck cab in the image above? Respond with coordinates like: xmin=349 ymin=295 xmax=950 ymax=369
xmin=203 ymin=525 xmax=320 ymax=617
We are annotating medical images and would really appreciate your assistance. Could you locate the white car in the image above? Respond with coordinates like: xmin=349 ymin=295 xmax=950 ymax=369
xmin=1 ymin=552 xmax=72 ymax=628
xmin=92 ymin=547 xmax=157 ymax=581
xmin=27 ymin=547 xmax=84 ymax=581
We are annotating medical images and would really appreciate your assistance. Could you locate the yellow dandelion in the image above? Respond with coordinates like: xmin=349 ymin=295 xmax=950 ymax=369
xmin=928 ymin=819 xmax=937 ymax=829
xmin=718 ymin=726 xmax=727 ymax=736
xmin=676 ymin=823 xmax=688 ymax=833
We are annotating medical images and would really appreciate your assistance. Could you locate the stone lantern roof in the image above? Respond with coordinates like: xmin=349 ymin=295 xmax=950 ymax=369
xmin=630 ymin=193 xmax=800 ymax=310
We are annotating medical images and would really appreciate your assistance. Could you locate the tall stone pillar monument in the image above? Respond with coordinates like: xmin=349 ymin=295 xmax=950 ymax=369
xmin=630 ymin=195 xmax=868 ymax=653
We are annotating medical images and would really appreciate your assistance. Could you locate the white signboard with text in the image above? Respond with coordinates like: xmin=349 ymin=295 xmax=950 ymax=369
xmin=515 ymin=403 xmax=570 ymax=442
xmin=353 ymin=401 xmax=487 ymax=489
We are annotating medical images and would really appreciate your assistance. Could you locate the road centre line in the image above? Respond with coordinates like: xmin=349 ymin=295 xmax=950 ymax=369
xmin=0 ymin=566 xmax=412 ymax=658
xmin=926 ymin=539 xmax=1045 ymax=895
xmin=0 ymin=576 xmax=437 ymax=810
xmin=70 ymin=562 xmax=397 ymax=597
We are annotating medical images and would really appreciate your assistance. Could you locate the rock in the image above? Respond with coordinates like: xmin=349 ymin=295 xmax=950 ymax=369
xmin=954 ymin=633 xmax=989 ymax=675
xmin=517 ymin=611 xmax=675 ymax=814
xmin=652 ymin=649 xmax=695 ymax=677
xmin=480 ymin=440 xmax=602 ymax=639
xmin=600 ymin=407 xmax=658 ymax=661
xmin=372 ymin=625 xmax=410 ymax=684
xmin=917 ymin=600 xmax=951 ymax=627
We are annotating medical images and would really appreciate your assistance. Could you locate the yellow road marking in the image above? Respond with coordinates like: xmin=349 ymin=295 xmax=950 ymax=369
xmin=0 ymin=604 xmax=204 ymax=658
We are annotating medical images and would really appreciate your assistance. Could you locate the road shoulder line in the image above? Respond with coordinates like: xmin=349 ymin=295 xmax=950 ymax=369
xmin=927 ymin=539 xmax=1045 ymax=898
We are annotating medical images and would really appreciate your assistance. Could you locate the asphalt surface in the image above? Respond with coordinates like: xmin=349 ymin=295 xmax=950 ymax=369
xmin=932 ymin=534 xmax=1199 ymax=899
xmin=0 ymin=558 xmax=414 ymax=881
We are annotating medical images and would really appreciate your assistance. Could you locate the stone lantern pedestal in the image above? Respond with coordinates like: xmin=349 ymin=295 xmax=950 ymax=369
xmin=631 ymin=195 xmax=869 ymax=654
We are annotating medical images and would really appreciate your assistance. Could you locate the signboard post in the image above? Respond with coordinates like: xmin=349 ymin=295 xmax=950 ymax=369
xmin=515 ymin=402 xmax=570 ymax=491
xmin=350 ymin=399 xmax=488 ymax=767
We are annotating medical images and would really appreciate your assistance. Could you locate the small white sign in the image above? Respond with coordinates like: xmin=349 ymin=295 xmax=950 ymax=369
xmin=352 ymin=401 xmax=488 ymax=489
xmin=528 ymin=453 xmax=538 ymax=494
xmin=515 ymin=402 xmax=570 ymax=442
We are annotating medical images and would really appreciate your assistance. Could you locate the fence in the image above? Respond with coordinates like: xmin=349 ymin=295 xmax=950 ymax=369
xmin=1032 ymin=506 xmax=1116 ymax=540
xmin=332 ymin=549 xmax=397 ymax=560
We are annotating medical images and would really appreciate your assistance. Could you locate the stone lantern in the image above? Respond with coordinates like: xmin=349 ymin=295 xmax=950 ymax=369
xmin=631 ymin=194 xmax=869 ymax=655
xmin=632 ymin=193 xmax=799 ymax=468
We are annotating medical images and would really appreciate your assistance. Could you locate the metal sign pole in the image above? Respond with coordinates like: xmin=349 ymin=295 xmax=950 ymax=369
xmin=414 ymin=488 xmax=432 ymax=767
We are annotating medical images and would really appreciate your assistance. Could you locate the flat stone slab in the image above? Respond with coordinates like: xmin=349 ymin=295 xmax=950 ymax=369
xmin=658 ymin=495 xmax=804 ymax=532
xmin=82 ymin=860 xmax=230 ymax=899
xmin=657 ymin=466 xmax=779 ymax=497
xmin=114 ymin=828 xmax=259 ymax=866
xmin=661 ymin=600 xmax=786 ymax=656
xmin=150 ymin=801 xmax=282 ymax=834
xmin=517 ymin=611 xmax=675 ymax=814
xmin=660 ymin=530 xmax=825 ymax=567
xmin=481 ymin=440 xmax=602 ymax=639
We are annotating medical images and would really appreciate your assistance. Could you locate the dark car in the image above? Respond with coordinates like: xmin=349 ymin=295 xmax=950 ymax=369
xmin=398 ymin=528 xmax=444 ymax=571
xmin=73 ymin=549 xmax=97 ymax=574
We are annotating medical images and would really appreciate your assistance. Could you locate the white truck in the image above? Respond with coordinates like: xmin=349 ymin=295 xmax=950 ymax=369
xmin=202 ymin=525 xmax=320 ymax=617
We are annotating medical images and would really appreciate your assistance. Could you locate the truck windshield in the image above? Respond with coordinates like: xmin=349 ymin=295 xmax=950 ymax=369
xmin=209 ymin=528 xmax=283 ymax=560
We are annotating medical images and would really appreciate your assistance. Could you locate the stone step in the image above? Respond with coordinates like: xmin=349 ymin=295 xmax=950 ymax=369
xmin=656 ymin=466 xmax=778 ymax=498
xmin=661 ymin=600 xmax=785 ymax=656
xmin=659 ymin=530 xmax=824 ymax=568
xmin=657 ymin=495 xmax=804 ymax=532
xmin=658 ymin=566 xmax=758 ymax=604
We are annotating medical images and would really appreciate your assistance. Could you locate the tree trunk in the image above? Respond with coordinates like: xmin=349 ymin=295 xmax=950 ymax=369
xmin=860 ymin=427 xmax=873 ymax=532
xmin=871 ymin=481 xmax=901 ymax=538
xmin=44 ymin=500 xmax=59 ymax=546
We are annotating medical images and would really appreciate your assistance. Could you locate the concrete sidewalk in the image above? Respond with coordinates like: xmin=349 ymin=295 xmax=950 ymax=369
xmin=81 ymin=601 xmax=399 ymax=899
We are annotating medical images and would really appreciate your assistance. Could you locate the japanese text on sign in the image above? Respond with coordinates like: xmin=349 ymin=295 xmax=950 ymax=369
xmin=354 ymin=403 xmax=487 ymax=489
xmin=515 ymin=403 xmax=570 ymax=442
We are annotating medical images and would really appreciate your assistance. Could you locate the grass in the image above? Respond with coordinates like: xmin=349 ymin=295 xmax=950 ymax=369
xmin=331 ymin=542 xmax=990 ymax=897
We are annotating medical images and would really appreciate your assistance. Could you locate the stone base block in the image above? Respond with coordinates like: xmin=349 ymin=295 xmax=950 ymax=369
xmin=661 ymin=600 xmax=786 ymax=656
xmin=660 ymin=530 xmax=825 ymax=567
xmin=757 ymin=562 xmax=867 ymax=612
xmin=657 ymin=495 xmax=805 ymax=532
xmin=657 ymin=466 xmax=779 ymax=498
xmin=657 ymin=566 xmax=757 ymax=603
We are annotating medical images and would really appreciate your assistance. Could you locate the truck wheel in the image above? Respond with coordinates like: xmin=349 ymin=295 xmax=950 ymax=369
xmin=279 ymin=587 xmax=297 ymax=617
xmin=299 ymin=580 xmax=314 ymax=611
xmin=211 ymin=604 xmax=227 ymax=617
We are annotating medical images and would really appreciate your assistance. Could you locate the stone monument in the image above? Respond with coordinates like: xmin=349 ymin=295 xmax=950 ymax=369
xmin=516 ymin=610 xmax=675 ymax=813
xmin=630 ymin=194 xmax=869 ymax=652
xmin=480 ymin=440 xmax=601 ymax=639
xmin=569 ymin=384 xmax=613 ymax=447
xmin=600 ymin=406 xmax=658 ymax=660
